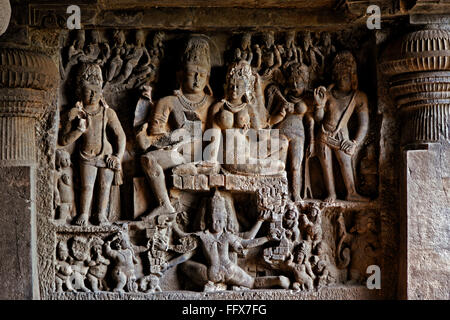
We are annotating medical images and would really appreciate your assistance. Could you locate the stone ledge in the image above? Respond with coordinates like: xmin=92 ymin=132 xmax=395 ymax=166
xmin=47 ymin=286 xmax=383 ymax=300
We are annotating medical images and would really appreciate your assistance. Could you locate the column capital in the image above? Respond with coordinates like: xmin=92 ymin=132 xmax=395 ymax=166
xmin=0 ymin=47 xmax=58 ymax=165
xmin=381 ymin=25 xmax=450 ymax=145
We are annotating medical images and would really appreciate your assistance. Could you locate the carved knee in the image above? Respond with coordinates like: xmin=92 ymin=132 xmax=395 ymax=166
xmin=141 ymin=154 xmax=161 ymax=177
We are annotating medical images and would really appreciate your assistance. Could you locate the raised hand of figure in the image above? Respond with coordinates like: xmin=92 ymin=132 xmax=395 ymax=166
xmin=254 ymin=44 xmax=261 ymax=55
xmin=314 ymin=86 xmax=327 ymax=107
xmin=106 ymin=155 xmax=121 ymax=170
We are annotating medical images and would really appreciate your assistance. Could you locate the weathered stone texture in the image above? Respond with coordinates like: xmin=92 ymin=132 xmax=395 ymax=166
xmin=0 ymin=166 xmax=34 ymax=300
xmin=404 ymin=143 xmax=450 ymax=300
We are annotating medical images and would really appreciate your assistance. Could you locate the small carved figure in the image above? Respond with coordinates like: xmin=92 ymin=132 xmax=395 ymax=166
xmin=336 ymin=211 xmax=380 ymax=284
xmin=113 ymin=29 xmax=151 ymax=85
xmin=63 ymin=30 xmax=87 ymax=78
xmin=254 ymin=31 xmax=282 ymax=85
xmin=286 ymin=242 xmax=315 ymax=291
xmin=55 ymin=241 xmax=76 ymax=293
xmin=136 ymin=36 xmax=216 ymax=220
xmin=300 ymin=204 xmax=323 ymax=248
xmin=105 ymin=30 xmax=126 ymax=82
xmin=279 ymin=31 xmax=300 ymax=69
xmin=312 ymin=241 xmax=337 ymax=286
xmin=138 ymin=274 xmax=162 ymax=293
xmin=234 ymin=33 xmax=253 ymax=64
xmin=105 ymin=231 xmax=139 ymax=293
xmin=86 ymin=237 xmax=110 ymax=292
xmin=60 ymin=63 xmax=126 ymax=226
xmin=267 ymin=62 xmax=314 ymax=201
xmin=174 ymin=192 xmax=290 ymax=291
xmin=54 ymin=149 xmax=75 ymax=224
xmin=282 ymin=202 xmax=301 ymax=245
xmin=84 ymin=30 xmax=109 ymax=65
xmin=68 ymin=236 xmax=91 ymax=292
xmin=313 ymin=51 xmax=369 ymax=202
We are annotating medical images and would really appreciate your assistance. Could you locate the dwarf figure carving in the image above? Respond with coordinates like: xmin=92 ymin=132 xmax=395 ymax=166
xmin=300 ymin=204 xmax=323 ymax=249
xmin=54 ymin=149 xmax=75 ymax=224
xmin=86 ymin=237 xmax=110 ymax=292
xmin=55 ymin=241 xmax=76 ymax=293
xmin=286 ymin=241 xmax=315 ymax=291
xmin=68 ymin=236 xmax=91 ymax=292
xmin=336 ymin=211 xmax=380 ymax=284
xmin=60 ymin=63 xmax=126 ymax=226
xmin=313 ymin=51 xmax=369 ymax=202
xmin=105 ymin=230 xmax=139 ymax=293
xmin=282 ymin=202 xmax=301 ymax=245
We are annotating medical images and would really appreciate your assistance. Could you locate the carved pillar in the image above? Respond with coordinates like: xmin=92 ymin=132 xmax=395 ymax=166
xmin=0 ymin=47 xmax=58 ymax=299
xmin=381 ymin=25 xmax=450 ymax=299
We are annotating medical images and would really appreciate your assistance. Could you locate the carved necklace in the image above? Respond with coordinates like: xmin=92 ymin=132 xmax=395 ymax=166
xmin=223 ymin=100 xmax=247 ymax=113
xmin=175 ymin=90 xmax=208 ymax=111
xmin=83 ymin=106 xmax=103 ymax=117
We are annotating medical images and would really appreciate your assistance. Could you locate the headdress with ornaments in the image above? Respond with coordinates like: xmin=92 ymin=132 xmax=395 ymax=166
xmin=226 ymin=60 xmax=256 ymax=103
xmin=75 ymin=62 xmax=104 ymax=102
xmin=332 ymin=51 xmax=358 ymax=90
xmin=182 ymin=36 xmax=211 ymax=73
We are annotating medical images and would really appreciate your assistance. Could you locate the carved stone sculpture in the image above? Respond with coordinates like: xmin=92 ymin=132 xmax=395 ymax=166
xmin=112 ymin=29 xmax=151 ymax=86
xmin=254 ymin=31 xmax=282 ymax=86
xmin=174 ymin=191 xmax=290 ymax=292
xmin=313 ymin=51 xmax=369 ymax=202
xmin=336 ymin=211 xmax=380 ymax=284
xmin=54 ymin=149 xmax=75 ymax=224
xmin=267 ymin=62 xmax=314 ymax=201
xmin=210 ymin=59 xmax=287 ymax=175
xmin=136 ymin=36 xmax=216 ymax=220
xmin=55 ymin=241 xmax=76 ymax=293
xmin=286 ymin=241 xmax=315 ymax=291
xmin=68 ymin=236 xmax=91 ymax=292
xmin=60 ymin=63 xmax=126 ymax=226
xmin=86 ymin=237 xmax=110 ymax=292
xmin=234 ymin=33 xmax=253 ymax=64
xmin=105 ymin=231 xmax=139 ymax=293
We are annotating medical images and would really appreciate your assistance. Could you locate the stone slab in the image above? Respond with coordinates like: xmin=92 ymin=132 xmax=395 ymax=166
xmin=0 ymin=166 xmax=35 ymax=300
xmin=403 ymin=144 xmax=450 ymax=300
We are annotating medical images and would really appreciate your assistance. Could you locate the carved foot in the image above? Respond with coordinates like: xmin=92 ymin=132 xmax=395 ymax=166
xmin=97 ymin=214 xmax=110 ymax=226
xmin=346 ymin=193 xmax=370 ymax=202
xmin=293 ymin=193 xmax=302 ymax=203
xmin=278 ymin=276 xmax=290 ymax=289
xmin=323 ymin=194 xmax=336 ymax=203
xmin=141 ymin=203 xmax=176 ymax=222
xmin=73 ymin=215 xmax=89 ymax=226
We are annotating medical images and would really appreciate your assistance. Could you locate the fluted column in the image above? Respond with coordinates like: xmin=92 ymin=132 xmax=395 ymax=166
xmin=381 ymin=25 xmax=450 ymax=300
xmin=381 ymin=27 xmax=450 ymax=145
xmin=0 ymin=47 xmax=58 ymax=299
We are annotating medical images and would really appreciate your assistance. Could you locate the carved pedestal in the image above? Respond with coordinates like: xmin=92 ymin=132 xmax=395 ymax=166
xmin=0 ymin=48 xmax=58 ymax=299
xmin=381 ymin=26 xmax=450 ymax=299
